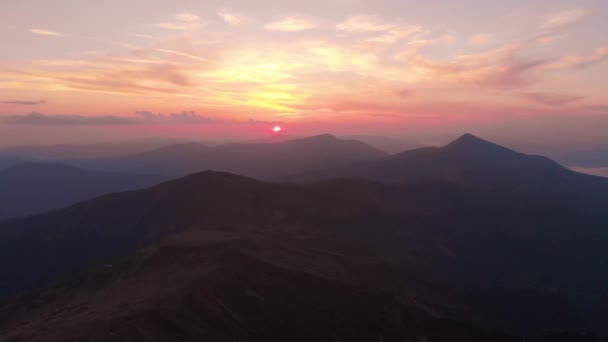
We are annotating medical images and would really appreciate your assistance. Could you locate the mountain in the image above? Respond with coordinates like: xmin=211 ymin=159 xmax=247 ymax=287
xmin=0 ymin=156 xmax=23 ymax=170
xmin=1 ymin=171 xmax=607 ymax=338
xmin=2 ymin=231 xmax=599 ymax=342
xmin=340 ymin=134 xmax=424 ymax=154
xmin=0 ymin=162 xmax=167 ymax=220
xmin=0 ymin=139 xmax=185 ymax=160
xmin=74 ymin=134 xmax=387 ymax=178
xmin=290 ymin=134 xmax=608 ymax=211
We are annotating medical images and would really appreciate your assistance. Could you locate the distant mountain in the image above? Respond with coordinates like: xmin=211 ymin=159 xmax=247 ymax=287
xmin=0 ymin=139 xmax=187 ymax=160
xmin=0 ymin=162 xmax=167 ymax=220
xmin=0 ymin=156 xmax=23 ymax=170
xmin=1 ymin=171 xmax=607 ymax=337
xmin=74 ymin=134 xmax=387 ymax=178
xmin=290 ymin=134 xmax=608 ymax=211
xmin=340 ymin=134 xmax=424 ymax=154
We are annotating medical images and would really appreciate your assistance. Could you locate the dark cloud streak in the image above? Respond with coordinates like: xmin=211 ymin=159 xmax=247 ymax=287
xmin=1 ymin=100 xmax=47 ymax=105
xmin=0 ymin=112 xmax=279 ymax=126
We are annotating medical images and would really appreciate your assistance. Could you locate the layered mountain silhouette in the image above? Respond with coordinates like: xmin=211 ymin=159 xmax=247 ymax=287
xmin=291 ymin=134 xmax=608 ymax=211
xmin=1 ymin=170 xmax=607 ymax=339
xmin=1 ymin=231 xmax=598 ymax=342
xmin=1 ymin=135 xmax=608 ymax=340
xmin=0 ymin=162 xmax=167 ymax=220
xmin=74 ymin=134 xmax=387 ymax=178
xmin=0 ymin=139 xmax=183 ymax=160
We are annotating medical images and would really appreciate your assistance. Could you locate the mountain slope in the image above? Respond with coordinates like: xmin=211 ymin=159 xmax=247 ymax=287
xmin=2 ymin=231 xmax=573 ymax=342
xmin=76 ymin=134 xmax=387 ymax=178
xmin=0 ymin=162 xmax=167 ymax=220
xmin=1 ymin=171 xmax=607 ymax=336
xmin=290 ymin=134 xmax=608 ymax=211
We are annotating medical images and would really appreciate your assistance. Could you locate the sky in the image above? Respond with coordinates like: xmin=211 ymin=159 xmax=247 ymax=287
xmin=0 ymin=0 xmax=607 ymax=146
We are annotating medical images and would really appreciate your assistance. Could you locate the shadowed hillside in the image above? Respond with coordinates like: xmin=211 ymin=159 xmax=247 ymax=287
xmin=1 ymin=170 xmax=607 ymax=338
xmin=0 ymin=162 xmax=167 ymax=220
xmin=1 ymin=231 xmax=604 ymax=342
xmin=290 ymin=134 xmax=608 ymax=212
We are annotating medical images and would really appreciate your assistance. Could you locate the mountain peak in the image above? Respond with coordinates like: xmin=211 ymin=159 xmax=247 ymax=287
xmin=449 ymin=133 xmax=487 ymax=145
xmin=442 ymin=134 xmax=519 ymax=157
xmin=297 ymin=134 xmax=337 ymax=142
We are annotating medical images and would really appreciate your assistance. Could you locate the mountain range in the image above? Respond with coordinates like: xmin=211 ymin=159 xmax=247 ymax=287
xmin=0 ymin=134 xmax=607 ymax=341
xmin=72 ymin=134 xmax=387 ymax=178
xmin=290 ymin=134 xmax=608 ymax=212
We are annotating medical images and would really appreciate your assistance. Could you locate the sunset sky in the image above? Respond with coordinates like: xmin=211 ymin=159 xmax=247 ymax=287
xmin=1 ymin=0 xmax=607 ymax=145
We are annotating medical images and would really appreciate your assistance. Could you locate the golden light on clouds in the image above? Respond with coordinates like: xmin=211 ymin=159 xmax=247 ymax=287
xmin=0 ymin=1 xmax=606 ymax=132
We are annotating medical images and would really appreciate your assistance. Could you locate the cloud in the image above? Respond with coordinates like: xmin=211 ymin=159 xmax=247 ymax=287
xmin=134 ymin=110 xmax=222 ymax=124
xmin=523 ymin=92 xmax=582 ymax=106
xmin=336 ymin=15 xmax=392 ymax=32
xmin=157 ymin=22 xmax=192 ymax=31
xmin=30 ymin=29 xmax=62 ymax=36
xmin=1 ymin=100 xmax=46 ymax=105
xmin=336 ymin=16 xmax=422 ymax=46
xmin=157 ymin=13 xmax=203 ymax=31
xmin=133 ymin=111 xmax=279 ymax=125
xmin=470 ymin=33 xmax=492 ymax=46
xmin=544 ymin=47 xmax=608 ymax=70
xmin=265 ymin=17 xmax=318 ymax=32
xmin=0 ymin=111 xmax=278 ymax=126
xmin=154 ymin=49 xmax=209 ymax=63
xmin=399 ymin=44 xmax=550 ymax=89
xmin=175 ymin=13 xmax=200 ymax=22
xmin=337 ymin=15 xmax=420 ymax=34
xmin=542 ymin=8 xmax=591 ymax=30
xmin=218 ymin=8 xmax=243 ymax=25
xmin=0 ymin=112 xmax=134 ymax=125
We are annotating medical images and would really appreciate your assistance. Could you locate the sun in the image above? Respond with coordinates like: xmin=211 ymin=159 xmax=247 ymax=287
xmin=273 ymin=126 xmax=282 ymax=133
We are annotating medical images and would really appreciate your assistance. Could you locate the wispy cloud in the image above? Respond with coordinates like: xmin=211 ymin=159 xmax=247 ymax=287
xmin=523 ymin=92 xmax=582 ymax=106
xmin=544 ymin=47 xmax=608 ymax=70
xmin=218 ymin=8 xmax=243 ymax=25
xmin=470 ymin=33 xmax=493 ymax=46
xmin=30 ymin=29 xmax=62 ymax=36
xmin=336 ymin=15 xmax=393 ymax=32
xmin=154 ymin=49 xmax=209 ymax=63
xmin=157 ymin=13 xmax=203 ymax=31
xmin=175 ymin=13 xmax=200 ymax=22
xmin=0 ymin=112 xmax=133 ymax=125
xmin=1 ymin=100 xmax=46 ymax=105
xmin=0 ymin=112 xmax=278 ymax=126
xmin=265 ymin=17 xmax=318 ymax=32
xmin=542 ymin=8 xmax=591 ymax=30
xmin=336 ymin=15 xmax=422 ymax=45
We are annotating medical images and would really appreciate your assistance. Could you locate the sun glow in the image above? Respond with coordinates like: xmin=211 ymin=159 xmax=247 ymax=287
xmin=273 ymin=126 xmax=282 ymax=133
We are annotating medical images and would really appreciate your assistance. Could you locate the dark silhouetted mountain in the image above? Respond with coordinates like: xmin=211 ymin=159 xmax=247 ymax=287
xmin=1 ymin=171 xmax=607 ymax=338
xmin=290 ymin=134 xmax=608 ymax=211
xmin=0 ymin=162 xmax=167 ymax=220
xmin=75 ymin=134 xmax=387 ymax=178
xmin=3 ymin=231 xmax=600 ymax=342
